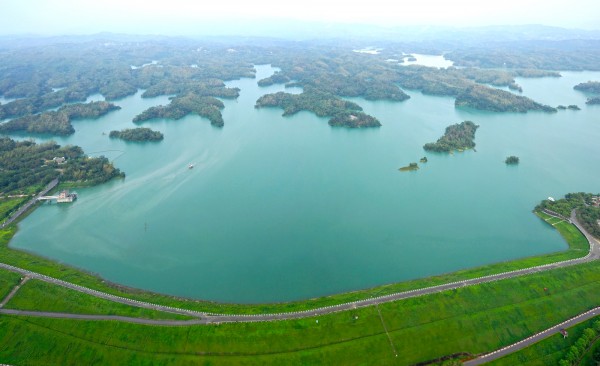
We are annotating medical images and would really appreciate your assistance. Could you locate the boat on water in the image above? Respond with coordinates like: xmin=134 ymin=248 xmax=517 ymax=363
xmin=188 ymin=163 xmax=194 ymax=169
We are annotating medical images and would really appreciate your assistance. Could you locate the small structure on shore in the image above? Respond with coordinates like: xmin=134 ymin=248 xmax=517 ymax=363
xmin=38 ymin=190 xmax=77 ymax=203
xmin=57 ymin=190 xmax=77 ymax=203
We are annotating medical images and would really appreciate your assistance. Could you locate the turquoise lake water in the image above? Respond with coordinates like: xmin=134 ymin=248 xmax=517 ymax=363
xmin=7 ymin=64 xmax=600 ymax=303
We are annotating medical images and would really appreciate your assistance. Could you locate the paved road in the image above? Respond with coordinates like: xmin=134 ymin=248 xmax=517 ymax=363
xmin=1 ymin=178 xmax=58 ymax=229
xmin=464 ymin=306 xmax=600 ymax=365
xmin=0 ymin=209 xmax=599 ymax=364
xmin=462 ymin=211 xmax=600 ymax=365
xmin=0 ymin=309 xmax=207 ymax=326
xmin=0 ymin=276 xmax=29 ymax=308
xmin=0 ymin=262 xmax=208 ymax=319
xmin=1 ymin=211 xmax=599 ymax=324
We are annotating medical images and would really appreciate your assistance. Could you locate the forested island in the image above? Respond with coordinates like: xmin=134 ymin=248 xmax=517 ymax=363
xmin=455 ymin=85 xmax=556 ymax=112
xmin=255 ymin=88 xmax=381 ymax=128
xmin=423 ymin=121 xmax=479 ymax=152
xmin=109 ymin=127 xmax=163 ymax=142
xmin=133 ymin=93 xmax=225 ymax=127
xmin=586 ymin=97 xmax=600 ymax=105
xmin=0 ymin=101 xmax=120 ymax=135
xmin=399 ymin=162 xmax=419 ymax=172
xmin=505 ymin=156 xmax=520 ymax=165
xmin=574 ymin=81 xmax=600 ymax=94
xmin=537 ymin=193 xmax=600 ymax=238
xmin=0 ymin=34 xmax=585 ymax=130
xmin=0 ymin=137 xmax=124 ymax=194
xmin=257 ymin=72 xmax=290 ymax=87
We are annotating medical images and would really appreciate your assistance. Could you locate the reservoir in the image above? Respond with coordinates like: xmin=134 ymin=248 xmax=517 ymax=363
xmin=8 ymin=65 xmax=600 ymax=303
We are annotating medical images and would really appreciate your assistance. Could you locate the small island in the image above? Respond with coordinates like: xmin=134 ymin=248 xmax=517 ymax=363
xmin=574 ymin=81 xmax=600 ymax=94
xmin=505 ymin=156 xmax=520 ymax=165
xmin=399 ymin=162 xmax=419 ymax=172
xmin=557 ymin=105 xmax=567 ymax=110
xmin=420 ymin=157 xmax=428 ymax=163
xmin=586 ymin=97 xmax=600 ymax=105
xmin=567 ymin=104 xmax=580 ymax=110
xmin=423 ymin=121 xmax=479 ymax=153
xmin=328 ymin=112 xmax=380 ymax=128
xmin=257 ymin=72 xmax=291 ymax=87
xmin=109 ymin=127 xmax=164 ymax=142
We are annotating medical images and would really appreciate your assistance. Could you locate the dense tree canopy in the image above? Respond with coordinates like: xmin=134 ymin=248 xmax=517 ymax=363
xmin=0 ymin=137 xmax=124 ymax=194
xmin=586 ymin=97 xmax=600 ymax=105
xmin=255 ymin=88 xmax=380 ymax=128
xmin=455 ymin=85 xmax=556 ymax=113
xmin=573 ymin=81 xmax=600 ymax=94
xmin=109 ymin=127 xmax=164 ymax=142
xmin=536 ymin=193 xmax=600 ymax=239
xmin=133 ymin=93 xmax=225 ymax=127
xmin=423 ymin=121 xmax=479 ymax=153
xmin=0 ymin=101 xmax=120 ymax=135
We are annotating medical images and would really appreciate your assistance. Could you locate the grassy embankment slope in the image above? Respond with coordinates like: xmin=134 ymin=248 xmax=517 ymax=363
xmin=488 ymin=320 xmax=596 ymax=366
xmin=0 ymin=210 xmax=599 ymax=364
xmin=0 ymin=210 xmax=588 ymax=315
xmin=3 ymin=279 xmax=191 ymax=320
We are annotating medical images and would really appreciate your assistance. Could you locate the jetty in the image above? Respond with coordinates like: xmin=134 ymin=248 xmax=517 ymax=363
xmin=39 ymin=190 xmax=77 ymax=203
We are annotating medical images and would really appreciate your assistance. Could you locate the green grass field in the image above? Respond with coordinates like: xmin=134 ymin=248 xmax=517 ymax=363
xmin=0 ymin=196 xmax=27 ymax=221
xmin=487 ymin=319 xmax=597 ymax=366
xmin=2 ymin=259 xmax=600 ymax=365
xmin=0 ymin=210 xmax=589 ymax=315
xmin=3 ymin=279 xmax=193 ymax=320
xmin=0 ymin=268 xmax=21 ymax=301
xmin=0 ymin=207 xmax=596 ymax=364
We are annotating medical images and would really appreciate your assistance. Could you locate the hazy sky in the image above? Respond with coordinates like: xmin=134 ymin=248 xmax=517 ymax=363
xmin=1 ymin=0 xmax=599 ymax=35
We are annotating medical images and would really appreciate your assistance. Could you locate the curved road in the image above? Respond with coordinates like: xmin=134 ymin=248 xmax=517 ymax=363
xmin=0 ymin=210 xmax=598 ymax=364
xmin=0 ymin=211 xmax=599 ymax=325
xmin=0 ymin=309 xmax=207 ymax=326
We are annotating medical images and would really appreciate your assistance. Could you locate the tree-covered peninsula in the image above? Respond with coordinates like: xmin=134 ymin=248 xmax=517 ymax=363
xmin=455 ymin=85 xmax=556 ymax=112
xmin=536 ymin=193 xmax=600 ymax=239
xmin=423 ymin=121 xmax=479 ymax=153
xmin=133 ymin=93 xmax=225 ymax=127
xmin=0 ymin=101 xmax=120 ymax=135
xmin=255 ymin=88 xmax=381 ymax=128
xmin=574 ymin=81 xmax=600 ymax=94
xmin=0 ymin=137 xmax=124 ymax=194
xmin=109 ymin=128 xmax=164 ymax=142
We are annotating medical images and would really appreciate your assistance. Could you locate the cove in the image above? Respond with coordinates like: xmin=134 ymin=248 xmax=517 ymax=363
xmin=8 ymin=65 xmax=600 ymax=303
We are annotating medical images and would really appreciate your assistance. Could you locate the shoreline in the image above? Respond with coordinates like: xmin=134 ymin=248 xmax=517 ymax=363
xmin=0 ymin=203 xmax=594 ymax=314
